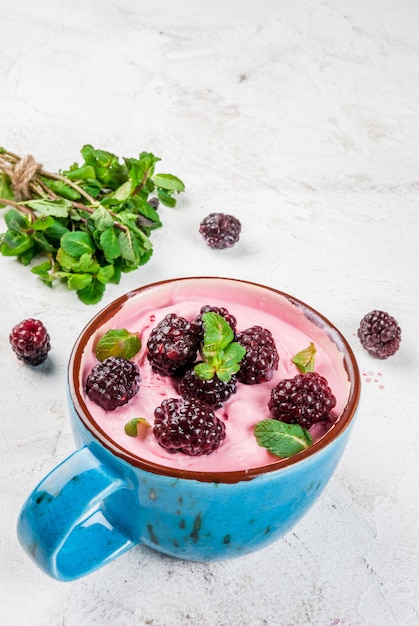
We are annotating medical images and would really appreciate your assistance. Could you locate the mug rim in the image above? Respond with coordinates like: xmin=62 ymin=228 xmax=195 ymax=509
xmin=68 ymin=276 xmax=361 ymax=484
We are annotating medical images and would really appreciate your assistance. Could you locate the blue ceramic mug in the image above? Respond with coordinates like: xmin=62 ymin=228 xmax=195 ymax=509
xmin=17 ymin=277 xmax=360 ymax=581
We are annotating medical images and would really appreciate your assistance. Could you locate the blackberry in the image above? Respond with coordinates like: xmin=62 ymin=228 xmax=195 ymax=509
xmin=9 ymin=318 xmax=51 ymax=366
xmin=177 ymin=367 xmax=237 ymax=409
xmin=153 ymin=397 xmax=226 ymax=456
xmin=146 ymin=313 xmax=201 ymax=376
xmin=236 ymin=326 xmax=279 ymax=384
xmin=268 ymin=372 xmax=336 ymax=429
xmin=358 ymin=310 xmax=401 ymax=359
xmin=199 ymin=212 xmax=241 ymax=249
xmin=85 ymin=356 xmax=140 ymax=411
xmin=194 ymin=305 xmax=237 ymax=335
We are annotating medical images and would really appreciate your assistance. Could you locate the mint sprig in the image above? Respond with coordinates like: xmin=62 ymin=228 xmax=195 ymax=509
xmin=292 ymin=342 xmax=316 ymax=373
xmin=254 ymin=419 xmax=313 ymax=458
xmin=0 ymin=146 xmax=185 ymax=304
xmin=194 ymin=312 xmax=246 ymax=383
xmin=95 ymin=329 xmax=141 ymax=361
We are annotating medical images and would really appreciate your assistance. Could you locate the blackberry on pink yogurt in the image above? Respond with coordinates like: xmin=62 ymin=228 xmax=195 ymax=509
xmin=268 ymin=372 xmax=336 ymax=429
xmin=153 ymin=397 xmax=226 ymax=456
xmin=194 ymin=305 xmax=237 ymax=335
xmin=236 ymin=326 xmax=279 ymax=384
xmin=146 ymin=313 xmax=201 ymax=376
xmin=177 ymin=368 xmax=237 ymax=409
xmin=86 ymin=356 xmax=140 ymax=411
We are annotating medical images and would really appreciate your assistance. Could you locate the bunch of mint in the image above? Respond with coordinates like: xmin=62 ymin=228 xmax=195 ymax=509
xmin=0 ymin=145 xmax=185 ymax=304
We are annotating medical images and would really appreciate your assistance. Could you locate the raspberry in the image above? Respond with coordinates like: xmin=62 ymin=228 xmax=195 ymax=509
xmin=268 ymin=372 xmax=336 ymax=429
xmin=194 ymin=305 xmax=237 ymax=335
xmin=199 ymin=212 xmax=241 ymax=249
xmin=153 ymin=397 xmax=226 ymax=455
xmin=177 ymin=368 xmax=237 ymax=409
xmin=146 ymin=313 xmax=201 ymax=376
xmin=9 ymin=318 xmax=51 ymax=366
xmin=85 ymin=356 xmax=140 ymax=411
xmin=236 ymin=326 xmax=279 ymax=384
xmin=358 ymin=310 xmax=401 ymax=359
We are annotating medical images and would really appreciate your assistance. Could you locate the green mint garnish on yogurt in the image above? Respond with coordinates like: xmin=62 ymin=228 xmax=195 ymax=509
xmin=194 ymin=312 xmax=246 ymax=383
xmin=254 ymin=419 xmax=313 ymax=458
xmin=124 ymin=417 xmax=151 ymax=437
xmin=292 ymin=342 xmax=316 ymax=373
xmin=95 ymin=328 xmax=141 ymax=361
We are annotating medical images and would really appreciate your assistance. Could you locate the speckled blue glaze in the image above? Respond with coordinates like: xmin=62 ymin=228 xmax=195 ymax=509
xmin=16 ymin=277 xmax=360 ymax=582
xmin=17 ymin=400 xmax=357 ymax=582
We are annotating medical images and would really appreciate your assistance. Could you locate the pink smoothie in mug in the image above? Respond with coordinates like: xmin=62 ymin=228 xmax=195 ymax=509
xmin=78 ymin=277 xmax=351 ymax=474
xmin=18 ymin=277 xmax=360 ymax=581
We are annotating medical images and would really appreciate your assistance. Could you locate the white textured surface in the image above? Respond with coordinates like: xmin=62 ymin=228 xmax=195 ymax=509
xmin=1 ymin=1 xmax=418 ymax=624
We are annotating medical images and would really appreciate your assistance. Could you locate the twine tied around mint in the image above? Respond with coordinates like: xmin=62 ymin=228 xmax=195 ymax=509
xmin=1 ymin=153 xmax=43 ymax=201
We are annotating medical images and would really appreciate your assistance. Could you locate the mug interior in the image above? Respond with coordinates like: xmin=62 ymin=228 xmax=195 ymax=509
xmin=68 ymin=277 xmax=360 ymax=484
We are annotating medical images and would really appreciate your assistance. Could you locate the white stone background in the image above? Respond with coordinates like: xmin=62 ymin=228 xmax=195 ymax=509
xmin=0 ymin=0 xmax=418 ymax=624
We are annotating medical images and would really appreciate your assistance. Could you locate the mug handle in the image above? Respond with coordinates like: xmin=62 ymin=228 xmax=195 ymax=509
xmin=16 ymin=444 xmax=139 ymax=581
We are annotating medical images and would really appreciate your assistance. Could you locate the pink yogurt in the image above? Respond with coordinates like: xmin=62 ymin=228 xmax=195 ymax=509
xmin=79 ymin=279 xmax=351 ymax=473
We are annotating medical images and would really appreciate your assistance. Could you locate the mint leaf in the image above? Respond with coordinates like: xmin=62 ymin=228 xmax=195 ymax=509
xmin=43 ymin=179 xmax=81 ymax=201
xmin=32 ymin=215 xmax=55 ymax=231
xmin=4 ymin=208 xmax=30 ymax=232
xmin=32 ymin=231 xmax=55 ymax=253
xmin=61 ymin=231 xmax=95 ymax=257
xmin=214 ymin=342 xmax=247 ymax=382
xmin=254 ymin=419 xmax=313 ymax=458
xmin=100 ymin=227 xmax=121 ymax=260
xmin=194 ymin=312 xmax=246 ymax=382
xmin=96 ymin=264 xmax=114 ymax=284
xmin=67 ymin=273 xmax=93 ymax=291
xmin=31 ymin=259 xmax=52 ymax=279
xmin=113 ymin=180 xmax=132 ymax=201
xmin=118 ymin=229 xmax=140 ymax=264
xmin=91 ymin=205 xmax=114 ymax=231
xmin=223 ymin=341 xmax=246 ymax=363
xmin=76 ymin=279 xmax=106 ymax=305
xmin=0 ymin=173 xmax=14 ymax=207
xmin=26 ymin=199 xmax=71 ymax=218
xmin=95 ymin=328 xmax=141 ymax=361
xmin=80 ymin=144 xmax=128 ymax=188
xmin=56 ymin=246 xmax=78 ymax=270
xmin=134 ymin=198 xmax=161 ymax=228
xmin=64 ymin=164 xmax=96 ymax=181
xmin=1 ymin=231 xmax=33 ymax=255
xmin=153 ymin=173 xmax=185 ymax=192
xmin=18 ymin=246 xmax=38 ymax=266
xmin=202 ymin=312 xmax=234 ymax=351
xmin=215 ymin=364 xmax=238 ymax=383
xmin=124 ymin=417 xmax=151 ymax=437
xmin=194 ymin=362 xmax=215 ymax=380
xmin=74 ymin=253 xmax=100 ymax=274
xmin=292 ymin=342 xmax=316 ymax=373
xmin=43 ymin=219 xmax=70 ymax=240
